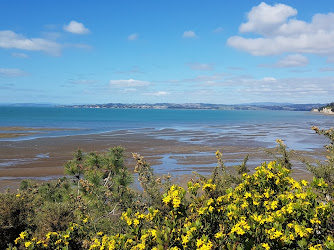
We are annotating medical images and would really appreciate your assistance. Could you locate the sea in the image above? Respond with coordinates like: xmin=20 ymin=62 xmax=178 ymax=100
xmin=0 ymin=106 xmax=333 ymax=150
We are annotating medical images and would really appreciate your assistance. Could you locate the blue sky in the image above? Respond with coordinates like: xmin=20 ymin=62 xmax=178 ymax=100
xmin=0 ymin=0 xmax=333 ymax=104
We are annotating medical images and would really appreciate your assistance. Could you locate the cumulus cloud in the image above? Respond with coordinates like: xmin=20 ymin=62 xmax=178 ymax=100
xmin=128 ymin=33 xmax=138 ymax=40
xmin=0 ymin=68 xmax=27 ymax=77
xmin=239 ymin=2 xmax=297 ymax=35
xmin=227 ymin=2 xmax=334 ymax=58
xmin=0 ymin=30 xmax=61 ymax=56
xmin=63 ymin=21 xmax=90 ymax=34
xmin=109 ymin=79 xmax=150 ymax=88
xmin=261 ymin=54 xmax=309 ymax=68
xmin=187 ymin=62 xmax=214 ymax=70
xmin=183 ymin=30 xmax=197 ymax=38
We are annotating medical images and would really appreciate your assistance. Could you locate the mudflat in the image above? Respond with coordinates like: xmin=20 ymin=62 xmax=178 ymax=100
xmin=0 ymin=129 xmax=326 ymax=191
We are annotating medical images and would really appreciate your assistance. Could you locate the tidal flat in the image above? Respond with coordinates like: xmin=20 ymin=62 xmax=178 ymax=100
xmin=0 ymin=128 xmax=327 ymax=191
xmin=0 ymin=127 xmax=75 ymax=138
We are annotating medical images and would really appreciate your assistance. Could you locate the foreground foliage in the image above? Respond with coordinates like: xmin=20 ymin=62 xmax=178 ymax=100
xmin=1 ymin=128 xmax=334 ymax=249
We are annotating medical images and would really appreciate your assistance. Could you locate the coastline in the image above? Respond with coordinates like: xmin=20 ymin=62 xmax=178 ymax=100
xmin=0 ymin=128 xmax=326 ymax=192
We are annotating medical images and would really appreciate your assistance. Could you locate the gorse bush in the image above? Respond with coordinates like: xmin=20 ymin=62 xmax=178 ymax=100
xmin=303 ymin=127 xmax=334 ymax=196
xmin=92 ymin=162 xmax=333 ymax=250
xmin=2 ymin=127 xmax=334 ymax=249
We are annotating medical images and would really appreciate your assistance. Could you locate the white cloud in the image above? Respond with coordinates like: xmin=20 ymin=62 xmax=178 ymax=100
xmin=183 ymin=30 xmax=197 ymax=38
xmin=128 ymin=33 xmax=138 ymax=40
xmin=11 ymin=52 xmax=28 ymax=58
xmin=187 ymin=63 xmax=213 ymax=70
xmin=239 ymin=2 xmax=297 ymax=35
xmin=262 ymin=77 xmax=276 ymax=81
xmin=261 ymin=54 xmax=309 ymax=68
xmin=63 ymin=21 xmax=90 ymax=34
xmin=239 ymin=77 xmax=334 ymax=98
xmin=109 ymin=79 xmax=150 ymax=88
xmin=227 ymin=3 xmax=334 ymax=58
xmin=145 ymin=91 xmax=169 ymax=96
xmin=0 ymin=30 xmax=61 ymax=56
xmin=191 ymin=75 xmax=334 ymax=103
xmin=0 ymin=68 xmax=27 ymax=77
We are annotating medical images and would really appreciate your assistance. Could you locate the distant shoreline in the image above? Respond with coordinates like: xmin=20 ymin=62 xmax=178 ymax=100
xmin=58 ymin=102 xmax=322 ymax=112
xmin=311 ymin=108 xmax=334 ymax=116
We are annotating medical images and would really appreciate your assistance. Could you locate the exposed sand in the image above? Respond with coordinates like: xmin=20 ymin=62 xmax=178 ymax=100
xmin=0 ymin=127 xmax=77 ymax=138
xmin=0 ymin=129 xmax=327 ymax=191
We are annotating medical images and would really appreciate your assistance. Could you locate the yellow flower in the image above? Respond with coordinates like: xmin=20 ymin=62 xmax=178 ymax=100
xmin=182 ymin=235 xmax=189 ymax=245
xmin=207 ymin=198 xmax=214 ymax=206
xmin=270 ymin=201 xmax=278 ymax=210
xmin=215 ymin=232 xmax=223 ymax=238
xmin=309 ymin=245 xmax=323 ymax=250
xmin=241 ymin=201 xmax=248 ymax=209
xmin=173 ymin=196 xmax=181 ymax=208
xmin=19 ymin=231 xmax=27 ymax=239
xmin=133 ymin=219 xmax=140 ymax=226
xmin=63 ymin=234 xmax=70 ymax=239
xmin=25 ymin=241 xmax=32 ymax=248
xmin=301 ymin=180 xmax=308 ymax=186
xmin=162 ymin=195 xmax=171 ymax=205
xmin=126 ymin=218 xmax=132 ymax=226
xmin=202 ymin=182 xmax=216 ymax=191
xmin=310 ymin=218 xmax=321 ymax=224
xmin=196 ymin=238 xmax=205 ymax=247
xmin=16 ymin=194 xmax=21 ymax=197
xmin=244 ymin=192 xmax=251 ymax=198
xmin=262 ymin=243 xmax=270 ymax=250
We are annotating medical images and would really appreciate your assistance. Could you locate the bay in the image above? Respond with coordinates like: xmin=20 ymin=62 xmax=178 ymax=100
xmin=0 ymin=107 xmax=333 ymax=150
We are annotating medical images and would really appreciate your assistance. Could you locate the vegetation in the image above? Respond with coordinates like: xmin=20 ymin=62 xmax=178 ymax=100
xmin=319 ymin=102 xmax=334 ymax=112
xmin=1 ymin=128 xmax=334 ymax=249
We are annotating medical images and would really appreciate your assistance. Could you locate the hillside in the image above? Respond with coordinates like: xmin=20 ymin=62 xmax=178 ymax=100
xmin=61 ymin=102 xmax=322 ymax=111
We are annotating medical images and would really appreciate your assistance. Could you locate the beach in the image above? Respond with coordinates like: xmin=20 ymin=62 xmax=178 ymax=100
xmin=0 ymin=127 xmax=327 ymax=191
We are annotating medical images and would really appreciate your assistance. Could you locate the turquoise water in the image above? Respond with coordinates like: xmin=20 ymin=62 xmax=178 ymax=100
xmin=0 ymin=107 xmax=333 ymax=150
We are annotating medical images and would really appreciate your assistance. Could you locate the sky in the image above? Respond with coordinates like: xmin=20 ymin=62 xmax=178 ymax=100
xmin=0 ymin=0 xmax=334 ymax=105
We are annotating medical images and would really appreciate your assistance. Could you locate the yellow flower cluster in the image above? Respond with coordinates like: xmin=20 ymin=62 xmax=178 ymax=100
xmin=162 ymin=185 xmax=185 ymax=209
xmin=14 ymin=161 xmax=334 ymax=250
xmin=202 ymin=179 xmax=216 ymax=192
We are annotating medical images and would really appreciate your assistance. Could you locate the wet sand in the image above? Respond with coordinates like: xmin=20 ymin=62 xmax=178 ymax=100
xmin=0 ymin=129 xmax=327 ymax=191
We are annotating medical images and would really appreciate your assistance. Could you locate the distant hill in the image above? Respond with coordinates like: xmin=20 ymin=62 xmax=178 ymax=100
xmin=59 ymin=102 xmax=323 ymax=111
